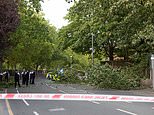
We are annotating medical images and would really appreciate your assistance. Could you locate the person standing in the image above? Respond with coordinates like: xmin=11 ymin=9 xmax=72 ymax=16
xmin=14 ymin=70 xmax=20 ymax=88
xmin=0 ymin=72 xmax=3 ymax=82
xmin=21 ymin=71 xmax=26 ymax=85
xmin=25 ymin=71 xmax=29 ymax=87
xmin=29 ymin=71 xmax=33 ymax=84
xmin=32 ymin=71 xmax=35 ymax=84
xmin=5 ymin=71 xmax=9 ymax=82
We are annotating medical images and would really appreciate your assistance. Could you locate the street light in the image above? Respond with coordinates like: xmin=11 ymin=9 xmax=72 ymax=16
xmin=70 ymin=56 xmax=73 ymax=65
xmin=70 ymin=55 xmax=73 ymax=75
xmin=89 ymin=33 xmax=94 ymax=66
xmin=91 ymin=33 xmax=94 ymax=66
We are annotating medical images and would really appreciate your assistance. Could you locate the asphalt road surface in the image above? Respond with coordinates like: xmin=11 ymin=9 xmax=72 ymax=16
xmin=1 ymin=76 xmax=154 ymax=115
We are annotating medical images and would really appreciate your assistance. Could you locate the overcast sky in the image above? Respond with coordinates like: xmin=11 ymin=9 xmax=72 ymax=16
xmin=41 ymin=0 xmax=73 ymax=29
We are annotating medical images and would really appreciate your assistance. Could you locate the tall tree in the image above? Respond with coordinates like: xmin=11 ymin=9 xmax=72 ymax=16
xmin=61 ymin=0 xmax=154 ymax=62
xmin=7 ymin=2 xmax=57 ymax=70
xmin=0 ymin=0 xmax=19 ymax=71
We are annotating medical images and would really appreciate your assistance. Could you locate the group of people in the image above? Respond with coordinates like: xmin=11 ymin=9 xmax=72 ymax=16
xmin=0 ymin=70 xmax=36 ymax=88
xmin=14 ymin=70 xmax=36 ymax=88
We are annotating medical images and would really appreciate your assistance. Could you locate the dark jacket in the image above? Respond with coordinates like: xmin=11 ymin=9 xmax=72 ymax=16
xmin=15 ymin=72 xmax=20 ymax=80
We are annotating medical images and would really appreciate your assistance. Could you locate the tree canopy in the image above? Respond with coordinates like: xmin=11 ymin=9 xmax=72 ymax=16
xmin=60 ymin=0 xmax=154 ymax=62
xmin=0 ymin=0 xmax=19 ymax=70
xmin=6 ymin=2 xmax=57 ymax=70
xmin=0 ymin=0 xmax=57 ymax=70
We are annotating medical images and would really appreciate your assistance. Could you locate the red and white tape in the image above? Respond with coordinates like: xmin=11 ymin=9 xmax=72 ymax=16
xmin=0 ymin=93 xmax=154 ymax=102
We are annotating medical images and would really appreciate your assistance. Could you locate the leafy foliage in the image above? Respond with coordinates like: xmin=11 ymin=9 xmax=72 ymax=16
xmin=87 ymin=64 xmax=140 ymax=90
xmin=0 ymin=0 xmax=19 ymax=70
xmin=61 ymin=0 xmax=154 ymax=62
xmin=59 ymin=67 xmax=81 ymax=84
xmin=5 ymin=1 xmax=57 ymax=70
xmin=56 ymin=0 xmax=154 ymax=88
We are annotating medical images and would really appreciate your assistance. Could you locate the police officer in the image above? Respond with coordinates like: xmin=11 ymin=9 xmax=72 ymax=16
xmin=21 ymin=71 xmax=26 ymax=85
xmin=32 ymin=71 xmax=35 ymax=84
xmin=25 ymin=71 xmax=29 ymax=86
xmin=5 ymin=71 xmax=9 ymax=82
xmin=14 ymin=70 xmax=20 ymax=88
xmin=29 ymin=71 xmax=33 ymax=84
xmin=0 ymin=72 xmax=3 ymax=82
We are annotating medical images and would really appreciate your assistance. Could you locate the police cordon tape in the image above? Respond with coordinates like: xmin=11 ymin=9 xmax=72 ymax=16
xmin=0 ymin=93 xmax=154 ymax=102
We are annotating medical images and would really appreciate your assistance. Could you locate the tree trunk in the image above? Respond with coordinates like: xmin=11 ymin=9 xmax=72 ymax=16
xmin=14 ymin=64 xmax=16 ymax=70
xmin=35 ymin=65 xmax=39 ymax=77
xmin=109 ymin=45 xmax=114 ymax=61
xmin=109 ymin=50 xmax=114 ymax=61
xmin=124 ymin=47 xmax=129 ymax=61
xmin=0 ymin=60 xmax=2 ymax=72
xmin=7 ymin=61 xmax=10 ymax=70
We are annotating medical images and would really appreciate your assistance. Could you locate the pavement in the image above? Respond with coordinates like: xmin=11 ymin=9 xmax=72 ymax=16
xmin=129 ymin=88 xmax=154 ymax=97
xmin=0 ymin=76 xmax=154 ymax=115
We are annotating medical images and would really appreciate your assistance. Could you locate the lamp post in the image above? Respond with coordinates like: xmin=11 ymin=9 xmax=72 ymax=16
xmin=70 ymin=55 xmax=73 ymax=65
xmin=70 ymin=55 xmax=73 ymax=74
xmin=91 ymin=33 xmax=94 ymax=66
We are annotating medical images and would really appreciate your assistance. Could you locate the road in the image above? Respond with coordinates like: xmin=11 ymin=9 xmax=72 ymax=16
xmin=1 ymin=76 xmax=154 ymax=115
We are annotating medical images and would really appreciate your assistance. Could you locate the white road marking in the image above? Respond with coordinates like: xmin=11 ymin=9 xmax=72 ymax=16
xmin=45 ymin=83 xmax=58 ymax=90
xmin=45 ymin=84 xmax=49 ymax=87
xmin=33 ymin=111 xmax=39 ymax=115
xmin=117 ymin=109 xmax=137 ymax=115
xmin=23 ymin=99 xmax=30 ymax=106
xmin=59 ymin=90 xmax=67 ymax=94
xmin=50 ymin=86 xmax=57 ymax=90
xmin=16 ymin=89 xmax=19 ymax=94
xmin=152 ymin=107 xmax=154 ymax=110
xmin=125 ymin=101 xmax=132 ymax=103
xmin=16 ymin=89 xmax=30 ymax=106
xmin=48 ymin=108 xmax=65 ymax=112
xmin=90 ymin=101 xmax=100 ymax=104
xmin=46 ymin=83 xmax=67 ymax=93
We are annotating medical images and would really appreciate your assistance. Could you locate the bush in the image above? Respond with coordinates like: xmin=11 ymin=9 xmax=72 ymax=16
xmin=0 ymin=76 xmax=14 ymax=88
xmin=58 ymin=67 xmax=81 ymax=84
xmin=87 ymin=64 xmax=140 ymax=90
xmin=119 ymin=67 xmax=141 ymax=89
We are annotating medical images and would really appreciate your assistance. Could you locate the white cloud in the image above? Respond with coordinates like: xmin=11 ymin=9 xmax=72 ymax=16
xmin=41 ymin=0 xmax=73 ymax=29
